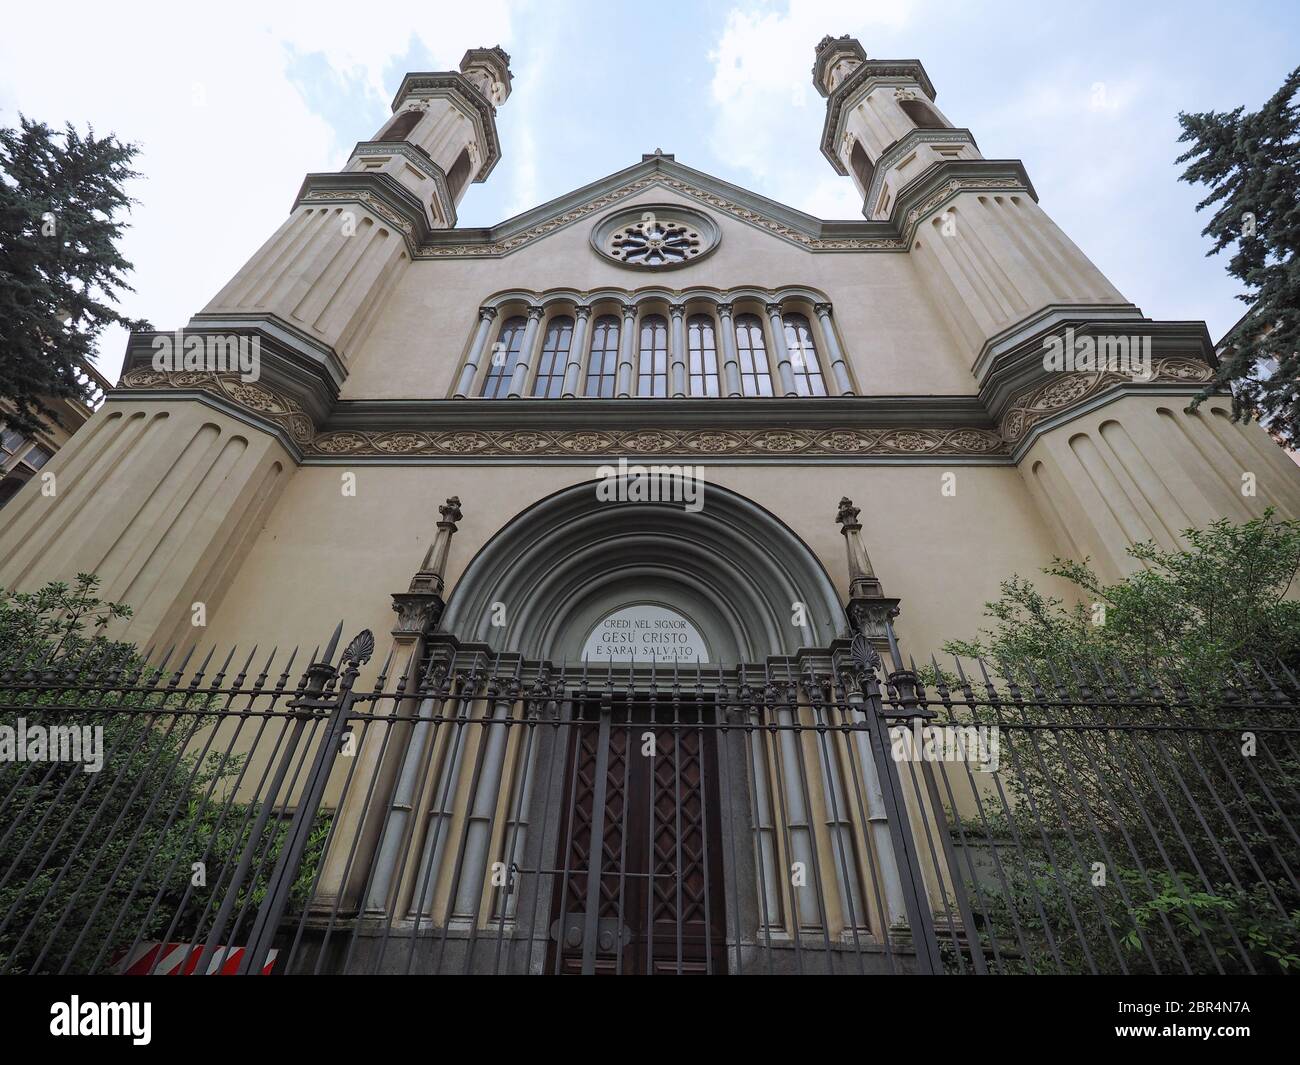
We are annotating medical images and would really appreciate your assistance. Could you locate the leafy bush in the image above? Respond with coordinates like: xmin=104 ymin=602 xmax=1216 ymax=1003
xmin=0 ymin=575 xmax=329 ymax=974
xmin=932 ymin=514 xmax=1300 ymax=974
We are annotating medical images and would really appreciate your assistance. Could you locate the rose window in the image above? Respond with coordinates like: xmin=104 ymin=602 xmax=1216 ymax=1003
xmin=610 ymin=219 xmax=702 ymax=266
xmin=591 ymin=204 xmax=720 ymax=270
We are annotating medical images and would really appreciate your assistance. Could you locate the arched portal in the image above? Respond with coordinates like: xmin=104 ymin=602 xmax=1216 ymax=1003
xmin=350 ymin=480 xmax=907 ymax=975
xmin=440 ymin=478 xmax=845 ymax=662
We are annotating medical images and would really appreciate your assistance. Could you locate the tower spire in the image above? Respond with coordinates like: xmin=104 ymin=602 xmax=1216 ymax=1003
xmin=814 ymin=35 xmax=966 ymax=218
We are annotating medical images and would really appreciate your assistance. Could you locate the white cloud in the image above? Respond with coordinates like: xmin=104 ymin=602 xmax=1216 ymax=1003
xmin=0 ymin=0 xmax=513 ymax=381
xmin=706 ymin=0 xmax=914 ymax=213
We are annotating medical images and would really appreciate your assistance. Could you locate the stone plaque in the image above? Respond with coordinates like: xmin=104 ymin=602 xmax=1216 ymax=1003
xmin=580 ymin=604 xmax=710 ymax=663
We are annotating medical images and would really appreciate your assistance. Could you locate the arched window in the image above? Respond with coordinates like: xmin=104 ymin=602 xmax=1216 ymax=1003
xmin=734 ymin=314 xmax=773 ymax=397
xmin=850 ymin=139 xmax=874 ymax=194
xmin=480 ymin=315 xmax=526 ymax=398
xmin=687 ymin=314 xmax=719 ymax=397
xmin=585 ymin=315 xmax=620 ymax=398
xmin=637 ymin=315 xmax=668 ymax=397
xmin=899 ymin=99 xmax=945 ymax=129
xmin=447 ymin=148 xmax=473 ymax=198
xmin=382 ymin=110 xmax=423 ymax=141
xmin=783 ymin=314 xmax=827 ymax=396
xmin=532 ymin=315 xmax=573 ymax=398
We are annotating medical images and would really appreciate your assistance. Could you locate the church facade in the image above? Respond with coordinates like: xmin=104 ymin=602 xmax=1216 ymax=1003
xmin=3 ymin=37 xmax=1298 ymax=974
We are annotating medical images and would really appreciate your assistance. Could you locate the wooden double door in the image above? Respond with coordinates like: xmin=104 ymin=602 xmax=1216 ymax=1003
xmin=548 ymin=698 xmax=728 ymax=974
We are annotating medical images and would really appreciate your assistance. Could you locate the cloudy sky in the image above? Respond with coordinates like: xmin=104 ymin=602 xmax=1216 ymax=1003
xmin=2 ymin=0 xmax=1296 ymax=381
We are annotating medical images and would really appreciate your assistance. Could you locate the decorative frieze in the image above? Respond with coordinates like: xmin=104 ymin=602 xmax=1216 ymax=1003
xmin=118 ymin=360 xmax=1218 ymax=461
xmin=415 ymin=170 xmax=1030 ymax=259
xmin=287 ymin=155 xmax=1038 ymax=262
xmin=308 ymin=424 xmax=1009 ymax=459
xmin=300 ymin=186 xmax=416 ymax=238
xmin=120 ymin=368 xmax=316 ymax=446
xmin=999 ymin=356 xmax=1215 ymax=444
xmin=418 ymin=175 xmax=907 ymax=257
xmin=118 ymin=369 xmax=1007 ymax=459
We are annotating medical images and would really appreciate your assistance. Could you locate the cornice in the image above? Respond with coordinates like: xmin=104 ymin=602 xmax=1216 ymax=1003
xmin=408 ymin=156 xmax=1032 ymax=260
xmin=862 ymin=128 xmax=979 ymax=218
xmin=113 ymin=371 xmax=1010 ymax=462
xmin=347 ymin=140 xmax=457 ymax=228
xmin=124 ymin=317 xmax=343 ymax=423
xmin=819 ymin=59 xmax=938 ymax=173
xmin=293 ymin=171 xmax=433 ymax=256
xmin=116 ymin=369 xmax=316 ymax=461
xmin=891 ymin=160 xmax=1036 ymax=245
xmin=977 ymin=315 xmax=1217 ymax=423
xmin=972 ymin=302 xmax=1149 ymax=383
xmin=418 ymin=170 xmax=905 ymax=255
xmin=388 ymin=71 xmax=501 ymax=181
xmin=110 ymin=357 xmax=1226 ymax=467
xmin=328 ymin=394 xmax=997 ymax=431
xmin=999 ymin=357 xmax=1217 ymax=448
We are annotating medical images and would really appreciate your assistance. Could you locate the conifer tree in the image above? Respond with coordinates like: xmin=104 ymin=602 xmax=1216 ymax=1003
xmin=0 ymin=117 xmax=150 ymax=436
xmin=1177 ymin=67 xmax=1300 ymax=444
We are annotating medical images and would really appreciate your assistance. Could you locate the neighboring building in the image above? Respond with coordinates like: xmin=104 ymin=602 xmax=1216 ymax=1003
xmin=2 ymin=38 xmax=1297 ymax=973
xmin=0 ymin=360 xmax=111 ymax=508
xmin=1214 ymin=308 xmax=1299 ymax=463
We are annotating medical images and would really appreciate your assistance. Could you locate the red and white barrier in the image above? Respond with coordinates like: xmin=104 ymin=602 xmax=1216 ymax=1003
xmin=113 ymin=942 xmax=278 ymax=975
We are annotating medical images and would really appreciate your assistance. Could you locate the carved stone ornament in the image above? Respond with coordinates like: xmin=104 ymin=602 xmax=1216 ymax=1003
xmin=999 ymin=356 xmax=1216 ymax=443
xmin=422 ymin=176 xmax=909 ymax=258
xmin=118 ymin=370 xmax=1014 ymax=458
xmin=120 ymin=368 xmax=315 ymax=446
xmin=391 ymin=592 xmax=444 ymax=638
xmin=118 ymin=361 xmax=1216 ymax=460
xmin=591 ymin=203 xmax=720 ymax=270
xmin=847 ymin=597 xmax=899 ymax=642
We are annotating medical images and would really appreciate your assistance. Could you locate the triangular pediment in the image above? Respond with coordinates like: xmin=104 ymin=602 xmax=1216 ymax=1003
xmin=417 ymin=154 xmax=905 ymax=258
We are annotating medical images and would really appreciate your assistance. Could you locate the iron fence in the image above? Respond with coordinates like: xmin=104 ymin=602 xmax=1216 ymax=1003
xmin=1 ymin=624 xmax=1296 ymax=975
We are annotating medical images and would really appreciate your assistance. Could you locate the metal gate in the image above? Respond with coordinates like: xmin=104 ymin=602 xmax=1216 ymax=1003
xmin=547 ymin=697 xmax=727 ymax=974
xmin=2 ymin=623 xmax=1297 ymax=975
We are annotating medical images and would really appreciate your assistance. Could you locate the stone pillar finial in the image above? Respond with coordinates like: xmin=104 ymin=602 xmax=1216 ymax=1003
xmin=392 ymin=496 xmax=463 ymax=639
xmin=835 ymin=496 xmax=881 ymax=596
xmin=835 ymin=496 xmax=897 ymax=642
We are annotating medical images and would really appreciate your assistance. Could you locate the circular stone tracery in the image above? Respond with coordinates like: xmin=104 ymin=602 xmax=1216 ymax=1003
xmin=611 ymin=218 xmax=701 ymax=266
xmin=591 ymin=203 xmax=721 ymax=271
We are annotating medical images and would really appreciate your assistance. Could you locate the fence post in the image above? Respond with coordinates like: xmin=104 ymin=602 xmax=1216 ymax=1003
xmin=834 ymin=497 xmax=944 ymax=971
xmin=238 ymin=629 xmax=374 ymax=974
xmin=850 ymin=634 xmax=945 ymax=973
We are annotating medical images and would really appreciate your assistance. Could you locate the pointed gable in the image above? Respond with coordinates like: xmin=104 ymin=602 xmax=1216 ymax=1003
xmin=418 ymin=154 xmax=906 ymax=258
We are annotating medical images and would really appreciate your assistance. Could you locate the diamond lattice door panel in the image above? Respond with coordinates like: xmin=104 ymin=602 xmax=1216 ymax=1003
xmin=549 ymin=698 xmax=727 ymax=974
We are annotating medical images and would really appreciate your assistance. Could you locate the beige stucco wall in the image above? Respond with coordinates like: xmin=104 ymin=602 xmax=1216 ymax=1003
xmin=911 ymin=192 xmax=1128 ymax=364
xmin=9 ymin=388 xmax=1300 ymax=666
xmin=1021 ymin=394 xmax=1300 ymax=583
xmin=172 ymin=459 xmax=1069 ymax=673
xmin=0 ymin=397 xmax=293 ymax=647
